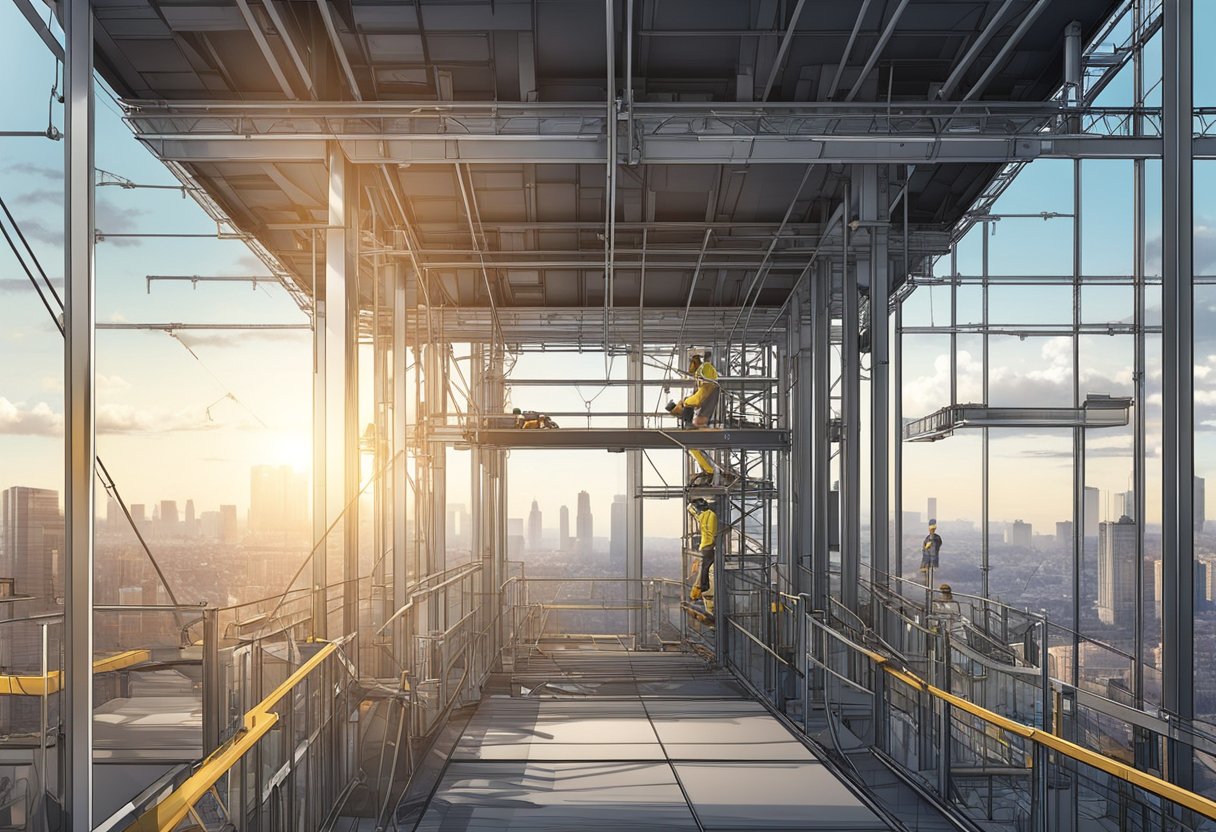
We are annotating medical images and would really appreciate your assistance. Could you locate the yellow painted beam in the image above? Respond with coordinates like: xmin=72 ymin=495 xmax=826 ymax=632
xmin=128 ymin=641 xmax=337 ymax=832
xmin=0 ymin=649 xmax=151 ymax=696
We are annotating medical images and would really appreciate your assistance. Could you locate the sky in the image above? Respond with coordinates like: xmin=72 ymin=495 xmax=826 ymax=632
xmin=2 ymin=4 xmax=1216 ymax=551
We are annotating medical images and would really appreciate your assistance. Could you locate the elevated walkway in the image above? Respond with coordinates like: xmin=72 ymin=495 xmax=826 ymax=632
xmin=453 ymin=427 xmax=789 ymax=451
xmin=397 ymin=648 xmax=890 ymax=831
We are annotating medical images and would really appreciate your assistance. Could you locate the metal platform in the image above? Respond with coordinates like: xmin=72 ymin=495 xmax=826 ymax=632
xmin=903 ymin=395 xmax=1133 ymax=442
xmin=461 ymin=428 xmax=789 ymax=451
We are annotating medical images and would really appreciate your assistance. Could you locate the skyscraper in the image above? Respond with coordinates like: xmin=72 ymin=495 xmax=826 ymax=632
xmin=528 ymin=499 xmax=543 ymax=552
xmin=610 ymin=495 xmax=626 ymax=566
xmin=160 ymin=500 xmax=180 ymax=538
xmin=250 ymin=464 xmax=309 ymax=539
xmin=926 ymin=497 xmax=937 ymax=524
xmin=1084 ymin=486 xmax=1099 ymax=538
xmin=1055 ymin=521 xmax=1074 ymax=549
xmin=219 ymin=505 xmax=239 ymax=544
xmin=576 ymin=491 xmax=593 ymax=556
xmin=1098 ymin=516 xmax=1136 ymax=627
xmin=184 ymin=499 xmax=197 ymax=538
xmin=0 ymin=487 xmax=62 ymax=605
xmin=559 ymin=505 xmax=571 ymax=553
xmin=1004 ymin=520 xmax=1032 ymax=549
xmin=508 ymin=518 xmax=525 ymax=558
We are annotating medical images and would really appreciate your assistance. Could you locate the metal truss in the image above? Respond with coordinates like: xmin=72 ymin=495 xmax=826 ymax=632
xmin=122 ymin=100 xmax=1216 ymax=166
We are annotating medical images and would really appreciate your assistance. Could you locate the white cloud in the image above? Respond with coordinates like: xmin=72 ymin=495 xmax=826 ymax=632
xmin=0 ymin=398 xmax=62 ymax=436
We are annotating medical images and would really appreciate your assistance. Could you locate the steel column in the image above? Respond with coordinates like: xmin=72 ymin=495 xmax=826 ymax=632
xmin=63 ymin=0 xmax=95 ymax=823
xmin=1161 ymin=0 xmax=1194 ymax=790
xmin=862 ymin=166 xmax=890 ymax=589
xmin=627 ymin=347 xmax=644 ymax=640
xmin=392 ymin=265 xmax=410 ymax=654
xmin=841 ymin=183 xmax=861 ymax=614
xmin=811 ymin=259 xmax=831 ymax=613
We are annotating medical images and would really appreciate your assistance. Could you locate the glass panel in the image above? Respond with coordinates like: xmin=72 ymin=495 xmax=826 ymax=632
xmin=988 ymin=284 xmax=1073 ymax=327
xmin=1082 ymin=284 xmax=1135 ymax=324
xmin=1082 ymin=159 xmax=1134 ymax=277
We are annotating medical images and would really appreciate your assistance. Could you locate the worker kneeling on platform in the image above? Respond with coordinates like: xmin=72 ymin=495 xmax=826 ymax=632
xmin=687 ymin=497 xmax=718 ymax=605
xmin=512 ymin=407 xmax=559 ymax=429
xmin=665 ymin=350 xmax=720 ymax=428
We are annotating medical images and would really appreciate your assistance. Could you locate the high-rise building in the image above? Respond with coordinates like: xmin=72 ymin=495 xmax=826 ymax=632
xmin=1115 ymin=491 xmax=1135 ymax=521
xmin=508 ymin=518 xmax=525 ymax=558
xmin=160 ymin=500 xmax=179 ymax=538
xmin=610 ymin=495 xmax=626 ymax=566
xmin=926 ymin=497 xmax=937 ymax=524
xmin=1055 ymin=521 xmax=1074 ymax=549
xmin=1197 ymin=476 xmax=1207 ymax=535
xmin=184 ymin=499 xmax=196 ymax=538
xmin=1005 ymin=520 xmax=1032 ymax=549
xmin=0 ymin=487 xmax=62 ymax=606
xmin=528 ymin=499 xmax=543 ymax=552
xmin=576 ymin=491 xmax=593 ymax=556
xmin=130 ymin=503 xmax=146 ymax=529
xmin=219 ymin=505 xmax=239 ymax=544
xmin=251 ymin=465 xmax=309 ymax=539
xmin=106 ymin=496 xmax=120 ymax=531
xmin=1153 ymin=557 xmax=1211 ymax=618
xmin=1084 ymin=487 xmax=1099 ymax=538
xmin=1098 ymin=516 xmax=1136 ymax=627
xmin=559 ymin=505 xmax=571 ymax=553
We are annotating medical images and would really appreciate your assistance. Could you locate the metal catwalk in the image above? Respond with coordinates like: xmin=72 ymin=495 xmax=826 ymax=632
xmin=400 ymin=649 xmax=889 ymax=832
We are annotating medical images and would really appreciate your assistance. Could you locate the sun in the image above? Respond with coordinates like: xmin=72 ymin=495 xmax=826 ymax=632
xmin=270 ymin=432 xmax=311 ymax=472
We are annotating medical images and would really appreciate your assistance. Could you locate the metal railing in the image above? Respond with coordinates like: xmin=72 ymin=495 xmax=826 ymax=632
xmin=127 ymin=637 xmax=355 ymax=832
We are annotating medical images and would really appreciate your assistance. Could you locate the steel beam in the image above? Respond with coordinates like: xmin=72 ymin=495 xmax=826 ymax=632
xmin=844 ymin=0 xmax=911 ymax=102
xmin=1161 ymin=0 xmax=1194 ymax=791
xmin=937 ymin=0 xmax=1018 ymax=100
xmin=962 ymin=0 xmax=1051 ymax=101
xmin=862 ymin=166 xmax=890 ymax=590
xmin=135 ymin=133 xmax=1205 ymax=166
xmin=810 ymin=259 xmax=831 ymax=613
xmin=627 ymin=348 xmax=644 ymax=640
xmin=64 ymin=0 xmax=94 ymax=825
xmin=841 ymin=181 xmax=860 ymax=614
xmin=457 ymin=427 xmax=789 ymax=451
xmin=392 ymin=264 xmax=409 ymax=657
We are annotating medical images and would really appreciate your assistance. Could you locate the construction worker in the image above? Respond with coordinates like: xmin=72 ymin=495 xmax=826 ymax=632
xmin=687 ymin=497 xmax=718 ymax=602
xmin=920 ymin=519 xmax=942 ymax=572
xmin=665 ymin=350 xmax=720 ymax=428
xmin=512 ymin=407 xmax=559 ymax=429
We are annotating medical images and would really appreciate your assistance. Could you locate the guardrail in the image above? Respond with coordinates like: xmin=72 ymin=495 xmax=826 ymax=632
xmin=127 ymin=638 xmax=354 ymax=832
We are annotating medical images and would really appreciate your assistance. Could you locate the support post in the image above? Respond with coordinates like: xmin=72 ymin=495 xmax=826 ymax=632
xmin=1161 ymin=0 xmax=1194 ymax=791
xmin=862 ymin=166 xmax=890 ymax=592
xmin=841 ymin=182 xmax=861 ymax=614
xmin=810 ymin=260 xmax=831 ymax=614
xmin=64 ymin=0 xmax=95 ymax=822
xmin=392 ymin=265 xmax=410 ymax=657
xmin=627 ymin=347 xmax=645 ymax=642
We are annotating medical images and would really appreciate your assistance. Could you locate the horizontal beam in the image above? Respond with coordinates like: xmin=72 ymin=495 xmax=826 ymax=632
xmin=434 ymin=427 xmax=787 ymax=450
xmin=125 ymin=101 xmax=1216 ymax=165
xmin=405 ymin=306 xmax=789 ymax=343
xmin=136 ymin=133 xmax=1213 ymax=166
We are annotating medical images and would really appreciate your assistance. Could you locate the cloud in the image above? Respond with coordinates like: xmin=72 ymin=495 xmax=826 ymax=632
xmin=0 ymin=395 xmax=254 ymax=437
xmin=0 ymin=277 xmax=62 ymax=294
xmin=174 ymin=330 xmax=309 ymax=349
xmin=2 ymin=196 xmax=145 ymax=248
xmin=8 ymin=164 xmax=62 ymax=181
xmin=0 ymin=398 xmax=62 ymax=436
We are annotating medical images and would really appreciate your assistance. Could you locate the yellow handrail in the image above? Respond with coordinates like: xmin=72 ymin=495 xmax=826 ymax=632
xmin=849 ymin=642 xmax=1216 ymax=820
xmin=128 ymin=641 xmax=339 ymax=832
xmin=0 ymin=649 xmax=151 ymax=696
